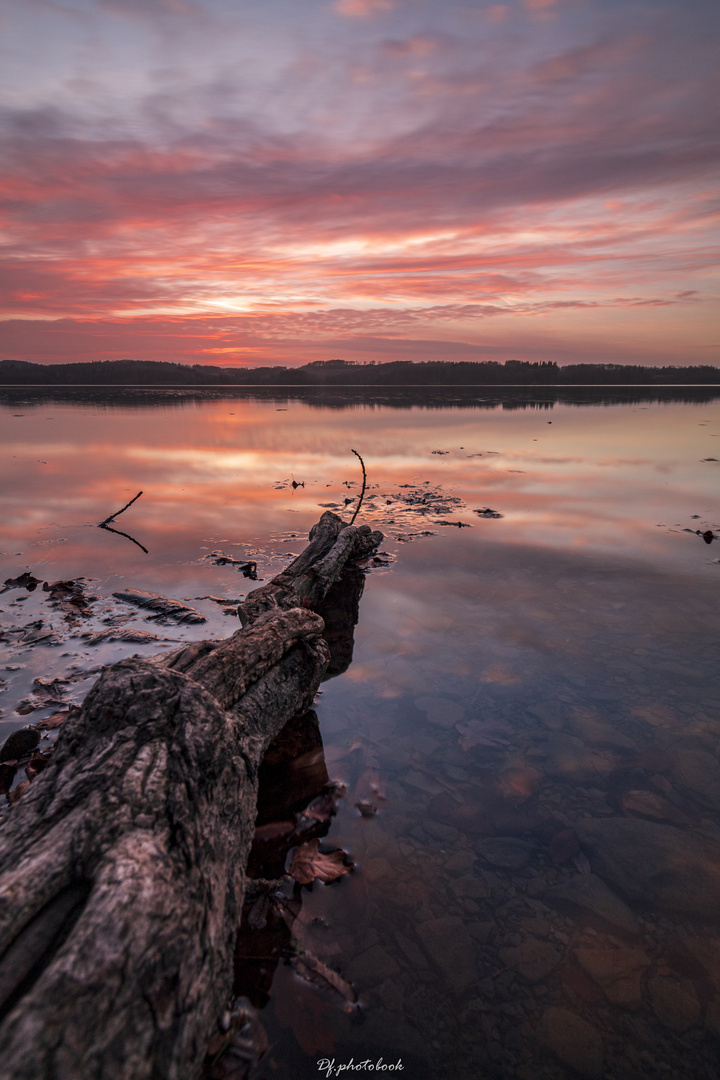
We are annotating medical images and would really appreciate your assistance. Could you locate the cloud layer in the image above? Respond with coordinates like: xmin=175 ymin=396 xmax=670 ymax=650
xmin=0 ymin=0 xmax=718 ymax=365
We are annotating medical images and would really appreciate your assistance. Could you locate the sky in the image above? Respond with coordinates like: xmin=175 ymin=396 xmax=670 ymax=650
xmin=0 ymin=0 xmax=718 ymax=368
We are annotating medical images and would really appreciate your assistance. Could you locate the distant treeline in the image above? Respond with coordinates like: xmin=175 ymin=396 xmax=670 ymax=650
xmin=1 ymin=357 xmax=719 ymax=386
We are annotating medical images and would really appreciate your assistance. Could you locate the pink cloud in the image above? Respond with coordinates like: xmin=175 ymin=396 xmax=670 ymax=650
xmin=334 ymin=0 xmax=393 ymax=18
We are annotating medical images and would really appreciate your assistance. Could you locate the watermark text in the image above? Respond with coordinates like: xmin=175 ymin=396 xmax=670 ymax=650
xmin=317 ymin=1058 xmax=404 ymax=1077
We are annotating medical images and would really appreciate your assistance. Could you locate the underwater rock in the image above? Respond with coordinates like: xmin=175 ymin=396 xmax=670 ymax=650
xmin=416 ymin=916 xmax=476 ymax=992
xmin=498 ymin=939 xmax=561 ymax=983
xmin=647 ymin=971 xmax=700 ymax=1032
xmin=537 ymin=1007 xmax=604 ymax=1078
xmin=543 ymin=873 xmax=640 ymax=936
xmin=573 ymin=944 xmax=649 ymax=1006
xmin=476 ymin=836 xmax=537 ymax=870
xmin=576 ymin=817 xmax=720 ymax=916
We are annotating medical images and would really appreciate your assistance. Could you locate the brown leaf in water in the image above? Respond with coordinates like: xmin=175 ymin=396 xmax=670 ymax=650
xmin=293 ymin=951 xmax=357 ymax=1007
xmin=559 ymin=960 xmax=605 ymax=1004
xmin=37 ymin=709 xmax=75 ymax=731
xmin=288 ymin=839 xmax=353 ymax=885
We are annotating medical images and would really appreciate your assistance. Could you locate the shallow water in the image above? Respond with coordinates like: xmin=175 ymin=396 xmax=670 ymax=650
xmin=1 ymin=386 xmax=720 ymax=1080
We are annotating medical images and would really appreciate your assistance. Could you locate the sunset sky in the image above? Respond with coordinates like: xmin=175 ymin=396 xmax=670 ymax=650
xmin=1 ymin=0 xmax=718 ymax=367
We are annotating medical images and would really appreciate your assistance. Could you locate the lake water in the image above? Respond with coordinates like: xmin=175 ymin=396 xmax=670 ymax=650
xmin=1 ymin=385 xmax=720 ymax=1080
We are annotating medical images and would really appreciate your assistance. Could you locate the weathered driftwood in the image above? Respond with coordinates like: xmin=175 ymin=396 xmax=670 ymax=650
xmin=0 ymin=511 xmax=381 ymax=1080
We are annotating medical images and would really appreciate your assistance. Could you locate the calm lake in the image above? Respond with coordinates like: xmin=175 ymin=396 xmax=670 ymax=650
xmin=1 ymin=385 xmax=720 ymax=1080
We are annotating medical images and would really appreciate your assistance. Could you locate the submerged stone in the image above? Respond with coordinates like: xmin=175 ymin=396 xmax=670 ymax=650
xmin=543 ymin=873 xmax=640 ymax=936
xmin=538 ymin=1006 xmax=604 ymax=1078
xmin=346 ymin=944 xmax=400 ymax=984
xmin=671 ymin=749 xmax=720 ymax=810
xmin=450 ymin=875 xmax=491 ymax=900
xmin=573 ymin=944 xmax=649 ymax=1005
xmin=647 ymin=971 xmax=700 ymax=1031
xmin=476 ymin=836 xmax=536 ymax=870
xmin=620 ymin=789 xmax=693 ymax=826
xmin=565 ymin=712 xmax=636 ymax=751
xmin=413 ymin=696 xmax=464 ymax=728
xmin=576 ymin=817 xmax=720 ymax=916
xmin=543 ymin=733 xmax=617 ymax=781
xmin=498 ymin=939 xmax=561 ymax=983
xmin=680 ymin=935 xmax=720 ymax=993
xmin=416 ymin=916 xmax=476 ymax=992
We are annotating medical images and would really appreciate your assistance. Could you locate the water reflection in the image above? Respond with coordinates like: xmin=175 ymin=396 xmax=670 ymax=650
xmin=2 ymin=384 xmax=720 ymax=410
xmin=1 ymin=389 xmax=719 ymax=1080
xmin=295 ymin=536 xmax=720 ymax=1080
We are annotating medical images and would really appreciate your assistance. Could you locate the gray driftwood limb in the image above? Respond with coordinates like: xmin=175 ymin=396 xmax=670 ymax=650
xmin=0 ymin=511 xmax=381 ymax=1080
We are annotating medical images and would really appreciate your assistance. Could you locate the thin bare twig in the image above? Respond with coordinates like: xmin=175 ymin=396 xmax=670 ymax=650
xmin=99 ymin=491 xmax=143 ymax=526
xmin=349 ymin=450 xmax=367 ymax=526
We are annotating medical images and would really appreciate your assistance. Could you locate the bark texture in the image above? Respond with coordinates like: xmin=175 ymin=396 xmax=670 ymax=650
xmin=0 ymin=512 xmax=381 ymax=1080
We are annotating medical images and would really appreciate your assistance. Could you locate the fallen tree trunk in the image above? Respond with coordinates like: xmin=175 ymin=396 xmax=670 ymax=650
xmin=0 ymin=512 xmax=382 ymax=1080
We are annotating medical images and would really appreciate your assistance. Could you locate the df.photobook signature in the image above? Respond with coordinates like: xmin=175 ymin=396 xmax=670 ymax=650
xmin=317 ymin=1059 xmax=404 ymax=1077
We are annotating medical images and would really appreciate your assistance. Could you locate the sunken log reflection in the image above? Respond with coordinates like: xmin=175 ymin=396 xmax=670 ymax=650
xmin=316 ymin=564 xmax=366 ymax=679
xmin=249 ymin=710 xmax=333 ymax=880
xmin=237 ymin=711 xmax=336 ymax=1007
xmin=230 ymin=568 xmax=367 ymax=1031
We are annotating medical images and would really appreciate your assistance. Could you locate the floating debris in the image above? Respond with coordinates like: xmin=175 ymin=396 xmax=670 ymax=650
xmin=15 ymin=676 xmax=74 ymax=714
xmin=1 ymin=572 xmax=42 ymax=593
xmin=43 ymin=578 xmax=95 ymax=620
xmin=203 ymin=553 xmax=258 ymax=578
xmin=82 ymin=628 xmax=177 ymax=646
xmin=474 ymin=507 xmax=503 ymax=519
xmin=0 ymin=620 xmax=64 ymax=647
xmin=112 ymin=588 xmax=207 ymax=623
xmin=193 ymin=594 xmax=245 ymax=606
xmin=394 ymin=531 xmax=436 ymax=543
xmin=292 ymin=951 xmax=357 ymax=1007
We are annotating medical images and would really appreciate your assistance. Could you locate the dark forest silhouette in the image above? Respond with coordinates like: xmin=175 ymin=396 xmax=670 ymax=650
xmin=1 ymin=357 xmax=719 ymax=387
